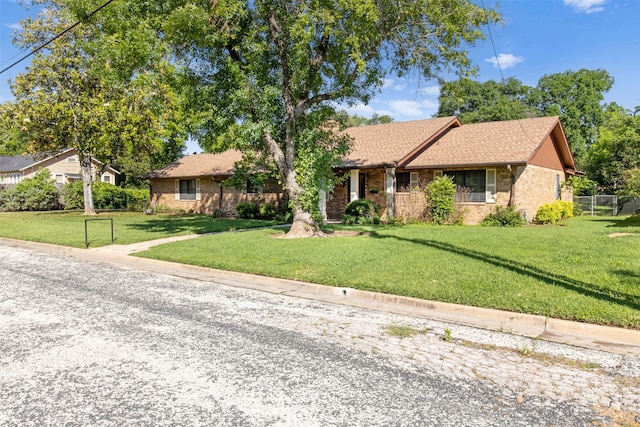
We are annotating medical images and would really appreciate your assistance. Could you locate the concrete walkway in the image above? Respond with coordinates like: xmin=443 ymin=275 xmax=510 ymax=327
xmin=1 ymin=235 xmax=639 ymax=355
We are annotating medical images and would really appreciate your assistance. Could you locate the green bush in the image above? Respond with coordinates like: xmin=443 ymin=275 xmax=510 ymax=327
xmin=236 ymin=202 xmax=260 ymax=219
xmin=60 ymin=181 xmax=149 ymax=211
xmin=60 ymin=181 xmax=84 ymax=210
xmin=93 ymin=182 xmax=128 ymax=210
xmin=0 ymin=169 xmax=59 ymax=212
xmin=425 ymin=176 xmax=456 ymax=225
xmin=481 ymin=206 xmax=525 ymax=227
xmin=258 ymin=202 xmax=277 ymax=219
xmin=535 ymin=200 xmax=575 ymax=224
xmin=124 ymin=188 xmax=150 ymax=212
xmin=343 ymin=199 xmax=380 ymax=225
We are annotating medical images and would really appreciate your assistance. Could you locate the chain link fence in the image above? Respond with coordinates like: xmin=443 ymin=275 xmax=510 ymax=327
xmin=574 ymin=195 xmax=640 ymax=216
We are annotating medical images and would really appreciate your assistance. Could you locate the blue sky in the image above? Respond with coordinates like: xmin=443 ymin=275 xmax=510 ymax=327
xmin=1 ymin=0 xmax=639 ymax=153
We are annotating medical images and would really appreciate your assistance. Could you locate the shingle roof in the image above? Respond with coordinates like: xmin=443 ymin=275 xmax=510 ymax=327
xmin=145 ymin=150 xmax=243 ymax=178
xmin=405 ymin=116 xmax=563 ymax=169
xmin=147 ymin=116 xmax=575 ymax=179
xmin=341 ymin=116 xmax=460 ymax=168
xmin=0 ymin=154 xmax=39 ymax=172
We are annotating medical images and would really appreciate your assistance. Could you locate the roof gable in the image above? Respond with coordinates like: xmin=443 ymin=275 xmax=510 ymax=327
xmin=341 ymin=116 xmax=460 ymax=168
xmin=405 ymin=116 xmax=577 ymax=171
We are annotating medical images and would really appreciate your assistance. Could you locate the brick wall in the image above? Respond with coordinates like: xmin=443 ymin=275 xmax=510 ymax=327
xmin=150 ymin=178 xmax=286 ymax=215
xmin=512 ymin=164 xmax=569 ymax=221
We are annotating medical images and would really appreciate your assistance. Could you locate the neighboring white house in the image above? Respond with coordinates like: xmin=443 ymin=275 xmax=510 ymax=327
xmin=0 ymin=148 xmax=120 ymax=188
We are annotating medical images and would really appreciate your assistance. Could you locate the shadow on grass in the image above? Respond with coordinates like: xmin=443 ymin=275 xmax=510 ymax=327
xmin=371 ymin=233 xmax=640 ymax=313
xmin=591 ymin=215 xmax=640 ymax=229
xmin=124 ymin=215 xmax=280 ymax=235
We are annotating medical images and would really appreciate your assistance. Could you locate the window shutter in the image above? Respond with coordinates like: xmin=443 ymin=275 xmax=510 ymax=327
xmin=486 ymin=169 xmax=496 ymax=203
xmin=196 ymin=179 xmax=201 ymax=201
xmin=175 ymin=179 xmax=180 ymax=200
xmin=409 ymin=172 xmax=419 ymax=191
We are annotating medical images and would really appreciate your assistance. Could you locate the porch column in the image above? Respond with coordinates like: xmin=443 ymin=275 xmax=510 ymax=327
xmin=349 ymin=169 xmax=360 ymax=202
xmin=385 ymin=167 xmax=395 ymax=218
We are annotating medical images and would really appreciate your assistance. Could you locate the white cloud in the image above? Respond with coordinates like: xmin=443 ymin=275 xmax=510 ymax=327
xmin=342 ymin=103 xmax=375 ymax=117
xmin=4 ymin=22 xmax=22 ymax=30
xmin=382 ymin=78 xmax=406 ymax=91
xmin=484 ymin=53 xmax=524 ymax=70
xmin=418 ymin=85 xmax=440 ymax=97
xmin=564 ymin=0 xmax=607 ymax=13
xmin=389 ymin=100 xmax=424 ymax=117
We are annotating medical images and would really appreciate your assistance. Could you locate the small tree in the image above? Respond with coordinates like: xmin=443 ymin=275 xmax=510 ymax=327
xmin=620 ymin=169 xmax=640 ymax=197
xmin=425 ymin=176 xmax=456 ymax=225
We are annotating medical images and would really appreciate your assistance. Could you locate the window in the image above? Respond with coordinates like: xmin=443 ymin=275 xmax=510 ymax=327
xmin=102 ymin=175 xmax=111 ymax=184
xmin=444 ymin=169 xmax=496 ymax=203
xmin=175 ymin=179 xmax=200 ymax=200
xmin=396 ymin=172 xmax=410 ymax=192
xmin=395 ymin=172 xmax=418 ymax=192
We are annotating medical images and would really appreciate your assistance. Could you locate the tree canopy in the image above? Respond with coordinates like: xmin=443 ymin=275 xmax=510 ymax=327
xmin=92 ymin=0 xmax=498 ymax=236
xmin=3 ymin=0 xmax=186 ymax=213
xmin=437 ymin=69 xmax=614 ymax=169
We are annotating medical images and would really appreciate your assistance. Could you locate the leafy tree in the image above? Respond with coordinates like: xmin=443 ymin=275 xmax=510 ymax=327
xmin=584 ymin=104 xmax=640 ymax=193
xmin=529 ymin=69 xmax=614 ymax=167
xmin=101 ymin=0 xmax=498 ymax=237
xmin=337 ymin=111 xmax=394 ymax=127
xmin=437 ymin=77 xmax=537 ymax=123
xmin=7 ymin=1 xmax=186 ymax=214
xmin=619 ymin=169 xmax=640 ymax=197
xmin=0 ymin=102 xmax=29 ymax=156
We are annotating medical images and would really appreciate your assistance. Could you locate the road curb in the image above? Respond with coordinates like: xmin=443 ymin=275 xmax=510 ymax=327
xmin=1 ymin=237 xmax=638 ymax=355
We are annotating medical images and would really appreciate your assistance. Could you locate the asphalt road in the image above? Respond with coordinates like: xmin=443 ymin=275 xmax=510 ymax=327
xmin=0 ymin=245 xmax=634 ymax=426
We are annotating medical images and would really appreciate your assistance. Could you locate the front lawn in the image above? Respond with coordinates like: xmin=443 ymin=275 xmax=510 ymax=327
xmin=0 ymin=211 xmax=279 ymax=248
xmin=136 ymin=216 xmax=640 ymax=329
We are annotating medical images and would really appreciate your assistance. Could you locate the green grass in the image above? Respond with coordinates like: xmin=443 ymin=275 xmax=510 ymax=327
xmin=134 ymin=216 xmax=640 ymax=329
xmin=0 ymin=211 xmax=280 ymax=248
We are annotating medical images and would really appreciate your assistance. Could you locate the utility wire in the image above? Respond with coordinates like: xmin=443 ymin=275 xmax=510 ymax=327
xmin=480 ymin=0 xmax=537 ymax=145
xmin=0 ymin=0 xmax=116 ymax=76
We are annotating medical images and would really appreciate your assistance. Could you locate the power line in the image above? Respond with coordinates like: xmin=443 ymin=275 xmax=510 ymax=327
xmin=0 ymin=0 xmax=116 ymax=76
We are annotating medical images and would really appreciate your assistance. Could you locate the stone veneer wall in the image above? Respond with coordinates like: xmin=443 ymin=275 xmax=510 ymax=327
xmin=150 ymin=178 xmax=285 ymax=215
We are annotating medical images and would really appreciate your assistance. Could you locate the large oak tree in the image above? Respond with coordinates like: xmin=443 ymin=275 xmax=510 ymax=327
xmin=91 ymin=0 xmax=499 ymax=236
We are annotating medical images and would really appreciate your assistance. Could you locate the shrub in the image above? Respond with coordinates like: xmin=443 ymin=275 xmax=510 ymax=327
xmin=535 ymin=200 xmax=574 ymax=224
xmin=481 ymin=206 xmax=525 ymax=227
xmin=92 ymin=182 xmax=128 ymax=210
xmin=425 ymin=176 xmax=456 ymax=225
xmin=0 ymin=169 xmax=59 ymax=212
xmin=124 ymin=188 xmax=150 ymax=212
xmin=236 ymin=202 xmax=260 ymax=219
xmin=343 ymin=199 xmax=380 ymax=225
xmin=258 ymin=202 xmax=277 ymax=219
xmin=60 ymin=181 xmax=84 ymax=210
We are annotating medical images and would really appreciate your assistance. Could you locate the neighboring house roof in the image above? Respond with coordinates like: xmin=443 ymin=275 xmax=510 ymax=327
xmin=0 ymin=148 xmax=120 ymax=175
xmin=0 ymin=154 xmax=40 ymax=173
xmin=405 ymin=116 xmax=576 ymax=171
xmin=341 ymin=116 xmax=461 ymax=168
xmin=146 ymin=150 xmax=244 ymax=179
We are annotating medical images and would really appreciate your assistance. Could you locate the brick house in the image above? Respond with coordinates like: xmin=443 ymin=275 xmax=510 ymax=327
xmin=146 ymin=149 xmax=287 ymax=215
xmin=0 ymin=148 xmax=120 ymax=189
xmin=146 ymin=116 xmax=579 ymax=223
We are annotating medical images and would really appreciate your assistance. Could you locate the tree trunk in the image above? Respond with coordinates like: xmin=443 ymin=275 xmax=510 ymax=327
xmin=80 ymin=153 xmax=96 ymax=216
xmin=282 ymin=167 xmax=325 ymax=238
